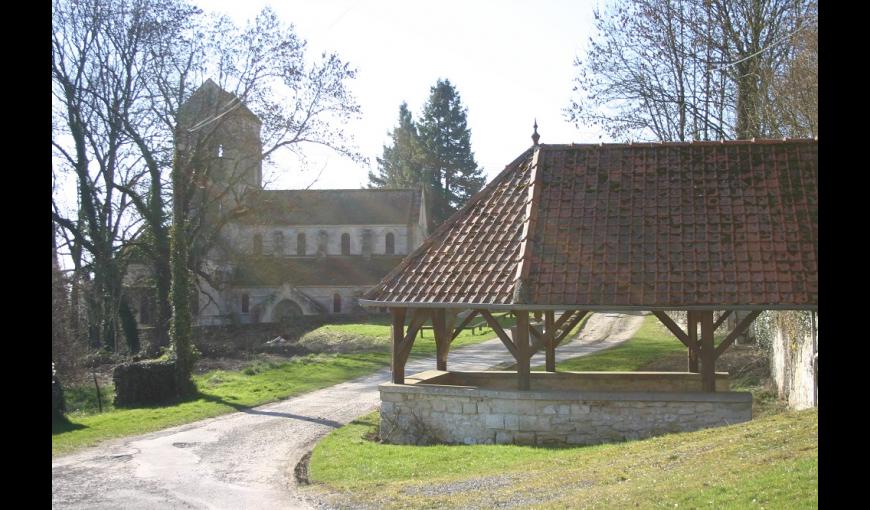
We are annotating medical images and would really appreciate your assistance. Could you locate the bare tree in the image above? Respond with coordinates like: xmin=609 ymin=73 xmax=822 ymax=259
xmin=567 ymin=0 xmax=816 ymax=142
xmin=52 ymin=0 xmax=363 ymax=391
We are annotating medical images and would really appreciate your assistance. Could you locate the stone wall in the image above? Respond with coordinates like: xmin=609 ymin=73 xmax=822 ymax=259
xmin=769 ymin=312 xmax=818 ymax=410
xmin=379 ymin=378 xmax=752 ymax=446
xmin=226 ymin=223 xmax=413 ymax=257
xmin=421 ymin=370 xmax=732 ymax=392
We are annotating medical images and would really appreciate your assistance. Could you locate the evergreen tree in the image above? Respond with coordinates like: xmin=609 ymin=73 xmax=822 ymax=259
xmin=368 ymin=102 xmax=426 ymax=189
xmin=418 ymin=79 xmax=484 ymax=227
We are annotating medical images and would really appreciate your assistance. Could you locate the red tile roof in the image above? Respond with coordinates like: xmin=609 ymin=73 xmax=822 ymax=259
xmin=363 ymin=140 xmax=818 ymax=310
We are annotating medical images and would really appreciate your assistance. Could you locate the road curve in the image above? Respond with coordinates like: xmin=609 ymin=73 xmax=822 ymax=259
xmin=52 ymin=312 xmax=645 ymax=510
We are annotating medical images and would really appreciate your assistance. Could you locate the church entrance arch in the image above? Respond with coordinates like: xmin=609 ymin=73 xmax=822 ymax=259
xmin=272 ymin=299 xmax=303 ymax=323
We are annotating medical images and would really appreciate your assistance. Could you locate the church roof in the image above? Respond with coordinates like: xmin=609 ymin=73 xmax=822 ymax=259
xmin=362 ymin=140 xmax=818 ymax=311
xmin=240 ymin=188 xmax=423 ymax=226
xmin=231 ymin=256 xmax=407 ymax=286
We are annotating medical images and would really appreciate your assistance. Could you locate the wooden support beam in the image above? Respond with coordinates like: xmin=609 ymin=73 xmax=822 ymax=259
xmin=553 ymin=310 xmax=578 ymax=332
xmin=432 ymin=309 xmax=449 ymax=371
xmin=449 ymin=310 xmax=479 ymax=341
xmin=391 ymin=308 xmax=407 ymax=384
xmin=687 ymin=311 xmax=700 ymax=373
xmin=713 ymin=310 xmax=733 ymax=331
xmin=479 ymin=309 xmax=519 ymax=360
xmin=545 ymin=311 xmax=556 ymax=372
xmin=554 ymin=310 xmax=588 ymax=347
xmin=652 ymin=311 xmax=693 ymax=349
xmin=515 ymin=311 xmax=531 ymax=391
xmin=398 ymin=309 xmax=430 ymax=362
xmin=700 ymin=311 xmax=715 ymax=392
xmin=714 ymin=310 xmax=762 ymax=358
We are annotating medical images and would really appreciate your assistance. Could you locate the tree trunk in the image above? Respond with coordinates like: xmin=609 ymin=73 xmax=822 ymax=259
xmin=170 ymin=150 xmax=196 ymax=397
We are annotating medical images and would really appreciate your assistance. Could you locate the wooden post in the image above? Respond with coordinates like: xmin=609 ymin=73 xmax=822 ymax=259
xmin=516 ymin=311 xmax=531 ymax=390
xmin=544 ymin=311 xmax=556 ymax=372
xmin=687 ymin=311 xmax=699 ymax=373
xmin=391 ymin=308 xmax=407 ymax=384
xmin=700 ymin=310 xmax=715 ymax=392
xmin=432 ymin=308 xmax=449 ymax=371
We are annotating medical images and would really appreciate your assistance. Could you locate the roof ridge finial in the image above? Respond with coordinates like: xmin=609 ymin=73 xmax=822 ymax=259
xmin=532 ymin=119 xmax=540 ymax=147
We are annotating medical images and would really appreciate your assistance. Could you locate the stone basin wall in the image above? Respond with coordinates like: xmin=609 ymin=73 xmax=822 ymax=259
xmin=379 ymin=371 xmax=752 ymax=446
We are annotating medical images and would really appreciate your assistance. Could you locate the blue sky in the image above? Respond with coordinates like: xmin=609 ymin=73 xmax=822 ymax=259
xmin=192 ymin=0 xmax=605 ymax=190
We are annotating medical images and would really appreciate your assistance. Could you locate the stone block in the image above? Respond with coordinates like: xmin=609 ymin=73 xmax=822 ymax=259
xmin=571 ymin=404 xmax=590 ymax=414
xmin=513 ymin=432 xmax=536 ymax=445
xmin=491 ymin=400 xmax=515 ymax=413
xmin=519 ymin=415 xmax=538 ymax=431
xmin=485 ymin=414 xmax=505 ymax=429
xmin=495 ymin=431 xmax=513 ymax=444
xmin=432 ymin=400 xmax=446 ymax=412
xmin=515 ymin=400 xmax=536 ymax=414
xmin=504 ymin=414 xmax=519 ymax=430
xmin=462 ymin=402 xmax=477 ymax=414
xmin=381 ymin=392 xmax=404 ymax=403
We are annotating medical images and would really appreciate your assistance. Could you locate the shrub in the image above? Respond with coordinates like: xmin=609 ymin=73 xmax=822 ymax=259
xmin=113 ymin=359 xmax=180 ymax=407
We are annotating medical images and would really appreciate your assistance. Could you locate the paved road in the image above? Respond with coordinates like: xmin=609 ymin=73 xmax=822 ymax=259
xmin=52 ymin=312 xmax=645 ymax=510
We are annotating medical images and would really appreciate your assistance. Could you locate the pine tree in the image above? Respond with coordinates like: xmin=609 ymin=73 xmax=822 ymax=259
xmin=418 ymin=79 xmax=484 ymax=227
xmin=368 ymin=102 xmax=426 ymax=189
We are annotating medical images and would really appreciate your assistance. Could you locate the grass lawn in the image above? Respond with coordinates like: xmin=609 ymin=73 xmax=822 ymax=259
xmin=307 ymin=409 xmax=817 ymax=509
xmin=534 ymin=313 xmax=684 ymax=372
xmin=53 ymin=313 xmax=517 ymax=457
xmin=306 ymin=314 xmax=817 ymax=509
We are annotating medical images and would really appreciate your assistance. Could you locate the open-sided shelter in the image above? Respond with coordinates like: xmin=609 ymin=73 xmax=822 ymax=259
xmin=361 ymin=137 xmax=817 ymax=445
xmin=362 ymin=138 xmax=817 ymax=388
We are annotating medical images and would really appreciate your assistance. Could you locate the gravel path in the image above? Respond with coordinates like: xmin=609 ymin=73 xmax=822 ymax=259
xmin=52 ymin=312 xmax=645 ymax=510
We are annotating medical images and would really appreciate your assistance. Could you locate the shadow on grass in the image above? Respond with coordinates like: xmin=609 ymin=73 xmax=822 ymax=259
xmin=197 ymin=392 xmax=344 ymax=428
xmin=52 ymin=417 xmax=88 ymax=435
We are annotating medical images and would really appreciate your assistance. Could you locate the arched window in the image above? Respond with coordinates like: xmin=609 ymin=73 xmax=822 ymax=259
xmin=253 ymin=234 xmax=263 ymax=255
xmin=385 ymin=232 xmax=395 ymax=255
xmin=333 ymin=293 xmax=342 ymax=313
xmin=341 ymin=233 xmax=351 ymax=255
xmin=241 ymin=293 xmax=250 ymax=313
xmin=297 ymin=232 xmax=306 ymax=255
xmin=273 ymin=231 xmax=284 ymax=256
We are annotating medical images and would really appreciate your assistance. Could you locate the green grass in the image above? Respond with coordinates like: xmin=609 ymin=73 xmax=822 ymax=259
xmin=307 ymin=409 xmax=817 ymax=509
xmin=53 ymin=352 xmax=388 ymax=456
xmin=541 ymin=315 xmax=688 ymax=372
xmin=53 ymin=315 xmax=514 ymax=457
xmin=299 ymin=312 xmax=517 ymax=356
xmin=306 ymin=314 xmax=816 ymax=509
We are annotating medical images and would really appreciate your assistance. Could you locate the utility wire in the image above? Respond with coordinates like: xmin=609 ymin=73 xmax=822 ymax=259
xmin=710 ymin=24 xmax=807 ymax=73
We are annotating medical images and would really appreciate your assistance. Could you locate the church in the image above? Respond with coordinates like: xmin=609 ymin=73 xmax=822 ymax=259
xmin=126 ymin=80 xmax=428 ymax=326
